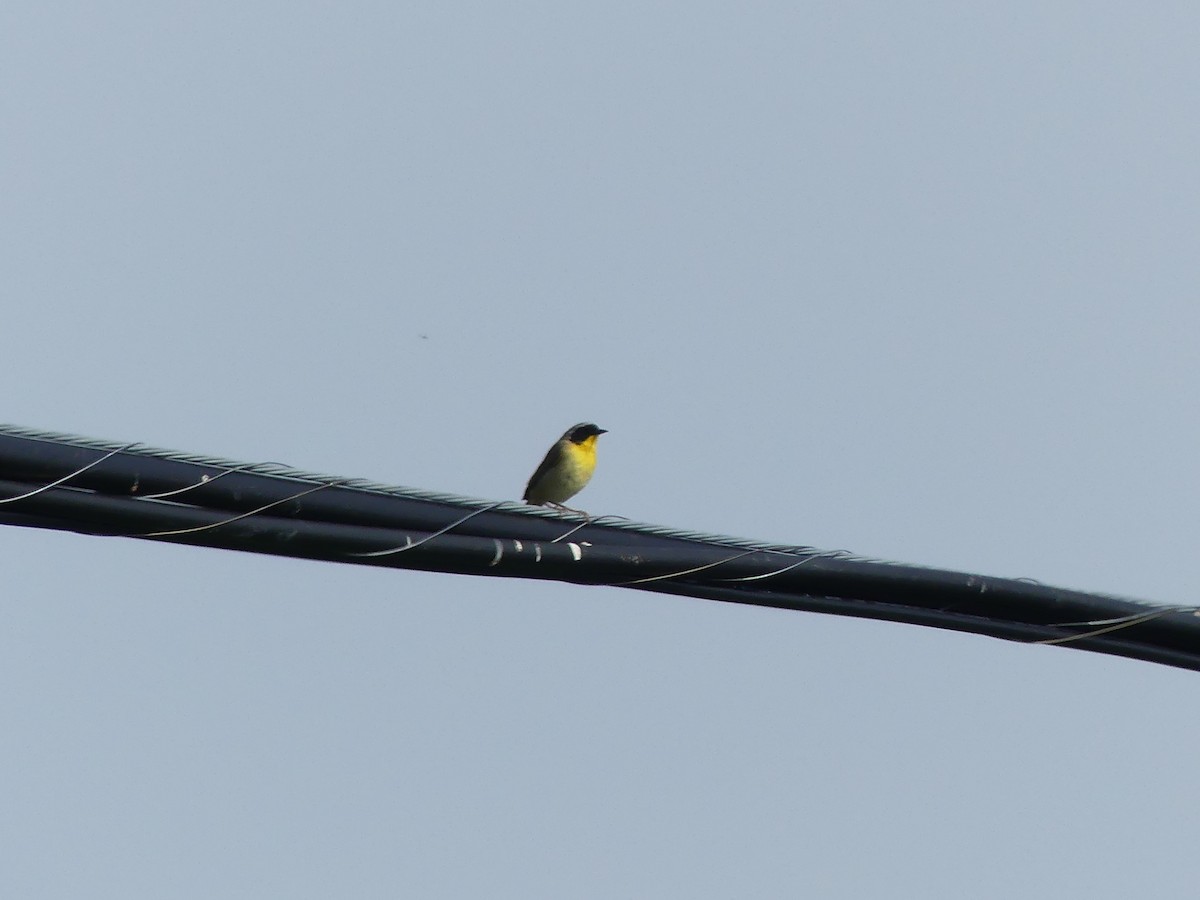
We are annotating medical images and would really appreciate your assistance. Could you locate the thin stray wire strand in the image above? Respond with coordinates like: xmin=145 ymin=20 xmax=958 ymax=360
xmin=709 ymin=552 xmax=837 ymax=582
xmin=1045 ymin=604 xmax=1200 ymax=628
xmin=1033 ymin=606 xmax=1195 ymax=646
xmin=0 ymin=442 xmax=141 ymax=504
xmin=549 ymin=514 xmax=632 ymax=544
xmin=605 ymin=547 xmax=767 ymax=586
xmin=346 ymin=502 xmax=505 ymax=557
xmin=139 ymin=480 xmax=350 ymax=537
xmin=138 ymin=460 xmax=294 ymax=500
xmin=608 ymin=544 xmax=855 ymax=587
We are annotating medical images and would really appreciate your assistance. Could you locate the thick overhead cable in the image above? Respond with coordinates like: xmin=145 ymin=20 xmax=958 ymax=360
xmin=0 ymin=424 xmax=1196 ymax=672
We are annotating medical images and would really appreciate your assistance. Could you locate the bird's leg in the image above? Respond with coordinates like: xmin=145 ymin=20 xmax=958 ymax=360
xmin=548 ymin=502 xmax=592 ymax=522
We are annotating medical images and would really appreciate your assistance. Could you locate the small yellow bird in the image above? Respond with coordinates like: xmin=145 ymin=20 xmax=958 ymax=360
xmin=523 ymin=422 xmax=607 ymax=514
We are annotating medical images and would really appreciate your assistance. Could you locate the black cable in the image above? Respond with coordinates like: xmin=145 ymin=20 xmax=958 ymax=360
xmin=1 ymin=424 xmax=1195 ymax=672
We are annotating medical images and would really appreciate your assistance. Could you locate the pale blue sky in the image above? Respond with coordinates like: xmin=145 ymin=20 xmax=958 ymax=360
xmin=2 ymin=3 xmax=1199 ymax=897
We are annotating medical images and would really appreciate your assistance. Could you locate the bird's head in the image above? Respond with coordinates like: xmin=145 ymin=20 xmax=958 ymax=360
xmin=565 ymin=423 xmax=607 ymax=444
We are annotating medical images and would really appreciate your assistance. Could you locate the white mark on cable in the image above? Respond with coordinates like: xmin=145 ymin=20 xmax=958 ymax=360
xmin=567 ymin=542 xmax=583 ymax=561
xmin=489 ymin=539 xmax=503 ymax=567
xmin=534 ymin=545 xmax=542 ymax=563
xmin=513 ymin=540 xmax=523 ymax=552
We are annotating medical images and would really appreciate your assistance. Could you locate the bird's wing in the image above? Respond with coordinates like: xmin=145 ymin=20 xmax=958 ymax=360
xmin=523 ymin=441 xmax=564 ymax=501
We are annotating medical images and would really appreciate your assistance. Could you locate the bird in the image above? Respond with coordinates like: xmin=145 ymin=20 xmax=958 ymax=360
xmin=523 ymin=422 xmax=607 ymax=515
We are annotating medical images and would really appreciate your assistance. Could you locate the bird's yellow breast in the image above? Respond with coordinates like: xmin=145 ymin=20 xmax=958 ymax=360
xmin=528 ymin=435 xmax=598 ymax=504
xmin=553 ymin=436 xmax=598 ymax=491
